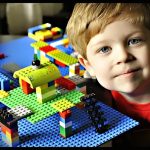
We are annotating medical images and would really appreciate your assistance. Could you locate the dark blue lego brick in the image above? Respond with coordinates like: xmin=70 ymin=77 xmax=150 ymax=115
xmin=0 ymin=102 xmax=9 ymax=109
xmin=0 ymin=68 xmax=19 ymax=88
xmin=0 ymin=101 xmax=139 ymax=147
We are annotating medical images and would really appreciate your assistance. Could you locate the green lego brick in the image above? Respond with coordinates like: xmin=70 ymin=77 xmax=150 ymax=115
xmin=60 ymin=126 xmax=72 ymax=137
xmin=30 ymin=41 xmax=48 ymax=49
xmin=0 ymin=87 xmax=84 ymax=124
xmin=47 ymin=50 xmax=78 ymax=66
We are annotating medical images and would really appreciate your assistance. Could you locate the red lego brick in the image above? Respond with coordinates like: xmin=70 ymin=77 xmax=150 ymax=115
xmin=55 ymin=77 xmax=76 ymax=90
xmin=76 ymin=102 xmax=84 ymax=109
xmin=51 ymin=30 xmax=58 ymax=36
xmin=75 ymin=68 xmax=80 ymax=74
xmin=55 ymin=60 xmax=66 ymax=67
xmin=0 ymin=122 xmax=18 ymax=134
xmin=21 ymin=80 xmax=35 ymax=95
xmin=39 ymin=45 xmax=56 ymax=53
xmin=59 ymin=109 xmax=71 ymax=119
xmin=0 ymin=53 xmax=5 ymax=59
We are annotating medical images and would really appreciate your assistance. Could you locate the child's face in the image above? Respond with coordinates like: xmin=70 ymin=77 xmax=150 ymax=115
xmin=84 ymin=20 xmax=150 ymax=94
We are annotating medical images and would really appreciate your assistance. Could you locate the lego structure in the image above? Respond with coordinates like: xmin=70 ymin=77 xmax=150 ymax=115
xmin=0 ymin=23 xmax=139 ymax=147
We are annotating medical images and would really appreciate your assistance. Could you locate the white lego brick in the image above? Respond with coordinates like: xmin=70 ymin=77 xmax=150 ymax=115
xmin=59 ymin=121 xmax=72 ymax=128
xmin=8 ymin=105 xmax=32 ymax=118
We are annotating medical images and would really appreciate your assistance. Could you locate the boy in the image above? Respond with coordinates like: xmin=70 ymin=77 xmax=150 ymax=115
xmin=66 ymin=3 xmax=150 ymax=147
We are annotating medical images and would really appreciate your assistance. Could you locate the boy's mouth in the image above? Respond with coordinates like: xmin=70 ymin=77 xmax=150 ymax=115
xmin=114 ymin=68 xmax=141 ymax=78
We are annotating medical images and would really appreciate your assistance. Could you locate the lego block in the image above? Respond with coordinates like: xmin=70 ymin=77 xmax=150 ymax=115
xmin=51 ymin=98 xmax=74 ymax=112
xmin=35 ymin=30 xmax=52 ymax=41
xmin=2 ymin=63 xmax=21 ymax=74
xmin=68 ymin=75 xmax=86 ymax=88
xmin=60 ymin=126 xmax=72 ymax=137
xmin=0 ymin=53 xmax=5 ymax=59
xmin=0 ymin=87 xmax=83 ymax=124
xmin=13 ymin=62 xmax=61 ymax=89
xmin=56 ymin=45 xmax=73 ymax=55
xmin=47 ymin=50 xmax=78 ymax=66
xmin=31 ymin=41 xmax=48 ymax=49
xmin=21 ymin=80 xmax=35 ymax=95
xmin=28 ymin=25 xmax=43 ymax=34
xmin=59 ymin=109 xmax=72 ymax=119
xmin=59 ymin=116 xmax=71 ymax=124
xmin=39 ymin=45 xmax=56 ymax=53
xmin=59 ymin=121 xmax=72 ymax=128
xmin=0 ymin=90 xmax=9 ymax=98
xmin=50 ymin=38 xmax=69 ymax=47
xmin=0 ymin=72 xmax=10 ymax=91
xmin=55 ymin=77 xmax=76 ymax=90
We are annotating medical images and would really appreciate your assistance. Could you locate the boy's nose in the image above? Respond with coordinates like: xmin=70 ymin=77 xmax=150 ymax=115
xmin=114 ymin=46 xmax=134 ymax=65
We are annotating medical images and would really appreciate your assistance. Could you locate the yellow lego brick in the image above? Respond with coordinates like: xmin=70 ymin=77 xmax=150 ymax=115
xmin=51 ymin=98 xmax=74 ymax=112
xmin=38 ymin=84 xmax=48 ymax=89
xmin=47 ymin=50 xmax=78 ymax=66
xmin=19 ymin=78 xmax=22 ymax=88
xmin=37 ymin=95 xmax=55 ymax=104
xmin=37 ymin=90 xmax=56 ymax=100
xmin=31 ymin=41 xmax=48 ymax=49
xmin=0 ymin=90 xmax=9 ymax=98
xmin=41 ymin=23 xmax=51 ymax=29
xmin=80 ymin=70 xmax=85 ymax=76
xmin=35 ymin=30 xmax=53 ymax=40
xmin=6 ymin=131 xmax=19 ymax=142
xmin=36 ymin=85 xmax=55 ymax=94
xmin=40 ymin=55 xmax=50 ymax=64
xmin=36 ymin=84 xmax=48 ymax=93
xmin=37 ymin=90 xmax=56 ymax=103
xmin=69 ymin=69 xmax=76 ymax=74
xmin=51 ymin=27 xmax=62 ymax=32
xmin=6 ymin=136 xmax=19 ymax=143
xmin=63 ymin=38 xmax=69 ymax=45
xmin=13 ymin=62 xmax=61 ymax=88
xmin=28 ymin=33 xmax=40 ymax=41
xmin=53 ymin=34 xmax=62 ymax=40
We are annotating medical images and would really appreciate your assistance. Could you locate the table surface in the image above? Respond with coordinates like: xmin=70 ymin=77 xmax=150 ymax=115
xmin=0 ymin=35 xmax=24 ymax=43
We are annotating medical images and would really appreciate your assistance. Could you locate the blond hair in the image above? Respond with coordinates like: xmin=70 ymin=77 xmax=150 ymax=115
xmin=66 ymin=3 xmax=150 ymax=59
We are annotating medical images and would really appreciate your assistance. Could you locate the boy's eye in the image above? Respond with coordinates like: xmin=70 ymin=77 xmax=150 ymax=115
xmin=128 ymin=38 xmax=142 ymax=46
xmin=98 ymin=46 xmax=111 ymax=54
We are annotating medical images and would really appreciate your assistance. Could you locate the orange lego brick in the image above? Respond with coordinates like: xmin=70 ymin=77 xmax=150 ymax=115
xmin=59 ymin=109 xmax=71 ymax=119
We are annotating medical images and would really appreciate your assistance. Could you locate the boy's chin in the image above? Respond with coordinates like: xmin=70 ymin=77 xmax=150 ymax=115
xmin=115 ymin=85 xmax=140 ymax=94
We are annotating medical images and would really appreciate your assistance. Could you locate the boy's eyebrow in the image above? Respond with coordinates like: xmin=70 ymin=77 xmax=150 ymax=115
xmin=90 ymin=30 xmax=144 ymax=47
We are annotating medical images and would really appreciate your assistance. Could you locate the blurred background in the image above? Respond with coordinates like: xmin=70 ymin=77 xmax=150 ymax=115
xmin=0 ymin=3 xmax=76 ymax=35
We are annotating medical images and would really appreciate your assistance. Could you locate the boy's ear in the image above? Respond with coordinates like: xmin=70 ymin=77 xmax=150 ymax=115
xmin=78 ymin=54 xmax=96 ymax=77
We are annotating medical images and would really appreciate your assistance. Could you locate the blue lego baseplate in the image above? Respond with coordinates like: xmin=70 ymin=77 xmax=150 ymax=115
xmin=0 ymin=101 xmax=139 ymax=147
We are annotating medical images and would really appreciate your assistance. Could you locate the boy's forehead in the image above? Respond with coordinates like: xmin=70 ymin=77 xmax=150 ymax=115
xmin=88 ymin=20 xmax=146 ymax=46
